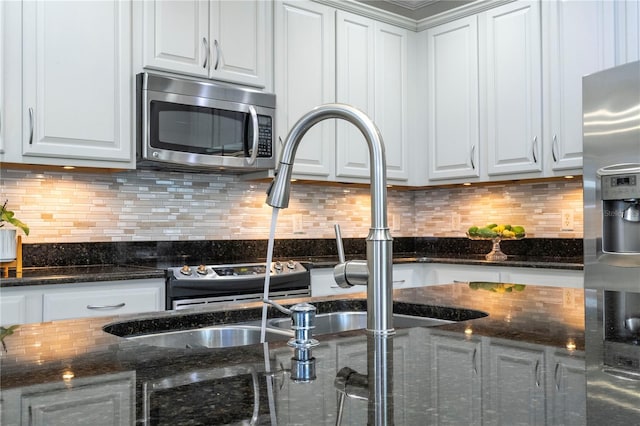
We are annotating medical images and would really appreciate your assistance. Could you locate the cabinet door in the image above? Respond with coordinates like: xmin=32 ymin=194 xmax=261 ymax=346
xmin=275 ymin=1 xmax=336 ymax=179
xmin=486 ymin=341 xmax=546 ymax=425
xmin=42 ymin=279 xmax=163 ymax=321
xmin=0 ymin=0 xmax=4 ymax=155
xmin=426 ymin=16 xmax=480 ymax=181
xmin=209 ymin=0 xmax=269 ymax=88
xmin=0 ymin=287 xmax=43 ymax=326
xmin=482 ymin=1 xmax=543 ymax=176
xmin=374 ymin=22 xmax=409 ymax=182
xmin=20 ymin=373 xmax=133 ymax=426
xmin=429 ymin=331 xmax=482 ymax=425
xmin=336 ymin=13 xmax=409 ymax=183
xmin=334 ymin=333 xmax=413 ymax=424
xmin=22 ymin=0 xmax=133 ymax=165
xmin=543 ymin=0 xmax=615 ymax=173
xmin=615 ymin=0 xmax=640 ymax=64
xmin=142 ymin=0 xmax=209 ymax=77
xmin=336 ymin=11 xmax=375 ymax=180
xmin=548 ymin=351 xmax=586 ymax=425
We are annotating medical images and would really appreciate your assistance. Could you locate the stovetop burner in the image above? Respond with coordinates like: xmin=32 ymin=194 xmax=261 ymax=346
xmin=165 ymin=261 xmax=311 ymax=310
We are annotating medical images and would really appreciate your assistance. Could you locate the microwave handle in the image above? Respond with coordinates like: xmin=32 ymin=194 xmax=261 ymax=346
xmin=247 ymin=105 xmax=259 ymax=165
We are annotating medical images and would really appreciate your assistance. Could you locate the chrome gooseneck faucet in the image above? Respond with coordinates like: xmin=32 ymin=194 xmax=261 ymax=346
xmin=266 ymin=104 xmax=394 ymax=335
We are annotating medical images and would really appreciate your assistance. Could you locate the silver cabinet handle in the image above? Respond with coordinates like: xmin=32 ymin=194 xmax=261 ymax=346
xmin=552 ymin=134 xmax=558 ymax=162
xmin=86 ymin=303 xmax=126 ymax=310
xmin=202 ymin=37 xmax=210 ymax=69
xmin=470 ymin=145 xmax=476 ymax=169
xmin=28 ymin=107 xmax=34 ymax=145
xmin=472 ymin=348 xmax=478 ymax=375
xmin=532 ymin=136 xmax=538 ymax=163
xmin=247 ymin=105 xmax=259 ymax=165
xmin=554 ymin=362 xmax=561 ymax=390
xmin=534 ymin=359 xmax=541 ymax=387
xmin=213 ymin=39 xmax=220 ymax=70
xmin=392 ymin=280 xmax=406 ymax=285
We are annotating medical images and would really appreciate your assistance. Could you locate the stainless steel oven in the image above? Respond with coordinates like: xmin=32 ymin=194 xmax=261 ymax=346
xmin=165 ymin=261 xmax=311 ymax=310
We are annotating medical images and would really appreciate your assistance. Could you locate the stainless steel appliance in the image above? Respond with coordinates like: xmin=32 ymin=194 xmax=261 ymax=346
xmin=136 ymin=72 xmax=276 ymax=172
xmin=165 ymin=261 xmax=310 ymax=310
xmin=583 ymin=60 xmax=640 ymax=424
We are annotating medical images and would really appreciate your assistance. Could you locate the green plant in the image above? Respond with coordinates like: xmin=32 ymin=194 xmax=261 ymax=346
xmin=0 ymin=200 xmax=29 ymax=236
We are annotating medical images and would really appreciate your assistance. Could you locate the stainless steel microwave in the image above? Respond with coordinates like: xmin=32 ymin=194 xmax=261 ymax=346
xmin=136 ymin=72 xmax=276 ymax=172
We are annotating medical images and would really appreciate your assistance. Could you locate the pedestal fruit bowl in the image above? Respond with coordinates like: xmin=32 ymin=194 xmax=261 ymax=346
xmin=466 ymin=224 xmax=526 ymax=261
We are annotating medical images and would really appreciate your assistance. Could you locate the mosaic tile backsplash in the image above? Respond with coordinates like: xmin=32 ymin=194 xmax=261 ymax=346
xmin=0 ymin=167 xmax=583 ymax=243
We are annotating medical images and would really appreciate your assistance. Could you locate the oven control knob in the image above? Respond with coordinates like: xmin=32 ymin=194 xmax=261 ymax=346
xmin=274 ymin=261 xmax=283 ymax=272
xmin=287 ymin=260 xmax=296 ymax=270
xmin=196 ymin=264 xmax=208 ymax=275
xmin=180 ymin=265 xmax=192 ymax=275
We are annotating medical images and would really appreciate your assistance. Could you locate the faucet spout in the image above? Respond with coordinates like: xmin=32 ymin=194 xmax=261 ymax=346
xmin=266 ymin=104 xmax=394 ymax=335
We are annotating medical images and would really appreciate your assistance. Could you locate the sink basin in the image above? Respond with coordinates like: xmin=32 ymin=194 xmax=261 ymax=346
xmin=268 ymin=311 xmax=454 ymax=334
xmin=125 ymin=325 xmax=293 ymax=349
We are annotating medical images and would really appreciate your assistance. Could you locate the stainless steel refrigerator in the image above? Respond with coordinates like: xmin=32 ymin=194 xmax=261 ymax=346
xmin=583 ymin=60 xmax=640 ymax=424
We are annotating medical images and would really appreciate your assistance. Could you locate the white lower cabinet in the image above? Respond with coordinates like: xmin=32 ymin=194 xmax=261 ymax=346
xmin=1 ymin=371 xmax=135 ymax=426
xmin=428 ymin=263 xmax=501 ymax=285
xmin=411 ymin=330 xmax=585 ymax=424
xmin=426 ymin=263 xmax=583 ymax=288
xmin=43 ymin=279 xmax=164 ymax=321
xmin=547 ymin=350 xmax=587 ymax=426
xmin=427 ymin=330 xmax=482 ymax=425
xmin=311 ymin=263 xmax=425 ymax=297
xmin=0 ymin=279 xmax=164 ymax=325
xmin=0 ymin=288 xmax=43 ymax=326
xmin=485 ymin=340 xmax=547 ymax=425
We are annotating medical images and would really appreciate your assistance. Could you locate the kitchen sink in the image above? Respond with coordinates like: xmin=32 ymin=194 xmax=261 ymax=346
xmin=268 ymin=311 xmax=454 ymax=335
xmin=103 ymin=299 xmax=485 ymax=349
xmin=124 ymin=324 xmax=293 ymax=349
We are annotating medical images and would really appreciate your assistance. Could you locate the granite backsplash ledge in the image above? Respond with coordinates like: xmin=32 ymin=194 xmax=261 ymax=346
xmin=20 ymin=237 xmax=583 ymax=268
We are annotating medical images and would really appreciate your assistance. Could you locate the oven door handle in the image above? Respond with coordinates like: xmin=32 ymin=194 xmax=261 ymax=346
xmin=247 ymin=105 xmax=259 ymax=165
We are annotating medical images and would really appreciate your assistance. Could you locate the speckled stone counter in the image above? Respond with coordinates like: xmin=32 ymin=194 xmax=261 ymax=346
xmin=1 ymin=237 xmax=582 ymax=287
xmin=0 ymin=283 xmax=585 ymax=425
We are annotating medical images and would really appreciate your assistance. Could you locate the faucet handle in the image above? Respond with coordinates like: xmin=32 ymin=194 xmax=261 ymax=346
xmin=334 ymin=224 xmax=346 ymax=263
xmin=333 ymin=223 xmax=368 ymax=288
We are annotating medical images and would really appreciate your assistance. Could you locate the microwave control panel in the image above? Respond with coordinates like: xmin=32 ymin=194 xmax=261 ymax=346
xmin=257 ymin=115 xmax=273 ymax=158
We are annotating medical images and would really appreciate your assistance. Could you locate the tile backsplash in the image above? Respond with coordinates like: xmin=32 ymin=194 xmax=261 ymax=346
xmin=0 ymin=167 xmax=583 ymax=243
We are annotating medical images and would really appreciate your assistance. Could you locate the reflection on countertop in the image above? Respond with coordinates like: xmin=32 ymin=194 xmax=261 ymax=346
xmin=0 ymin=283 xmax=586 ymax=425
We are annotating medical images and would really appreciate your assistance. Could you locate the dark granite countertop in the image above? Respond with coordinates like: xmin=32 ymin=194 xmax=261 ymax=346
xmin=0 ymin=283 xmax=585 ymax=424
xmin=0 ymin=255 xmax=582 ymax=288
xmin=1 ymin=237 xmax=582 ymax=288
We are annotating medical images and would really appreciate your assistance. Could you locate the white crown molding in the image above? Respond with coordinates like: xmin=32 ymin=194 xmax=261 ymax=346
xmin=315 ymin=0 xmax=419 ymax=30
xmin=416 ymin=0 xmax=515 ymax=31
xmin=387 ymin=0 xmax=438 ymax=11
xmin=315 ymin=0 xmax=517 ymax=32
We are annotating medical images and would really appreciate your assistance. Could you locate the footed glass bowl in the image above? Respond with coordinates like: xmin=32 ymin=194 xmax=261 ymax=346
xmin=466 ymin=233 xmax=525 ymax=261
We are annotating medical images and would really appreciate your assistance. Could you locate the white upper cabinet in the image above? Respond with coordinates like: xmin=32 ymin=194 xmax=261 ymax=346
xmin=142 ymin=0 xmax=209 ymax=77
xmin=615 ymin=0 xmax=640 ymax=64
xmin=373 ymin=22 xmax=410 ymax=182
xmin=142 ymin=0 xmax=271 ymax=89
xmin=336 ymin=12 xmax=409 ymax=182
xmin=0 ymin=0 xmax=4 ymax=155
xmin=275 ymin=0 xmax=336 ymax=178
xmin=20 ymin=0 xmax=133 ymax=167
xmin=542 ymin=0 xmax=616 ymax=173
xmin=425 ymin=15 xmax=480 ymax=181
xmin=481 ymin=1 xmax=543 ymax=177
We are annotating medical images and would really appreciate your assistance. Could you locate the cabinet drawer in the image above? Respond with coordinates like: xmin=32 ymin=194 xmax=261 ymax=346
xmin=43 ymin=286 xmax=162 ymax=321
